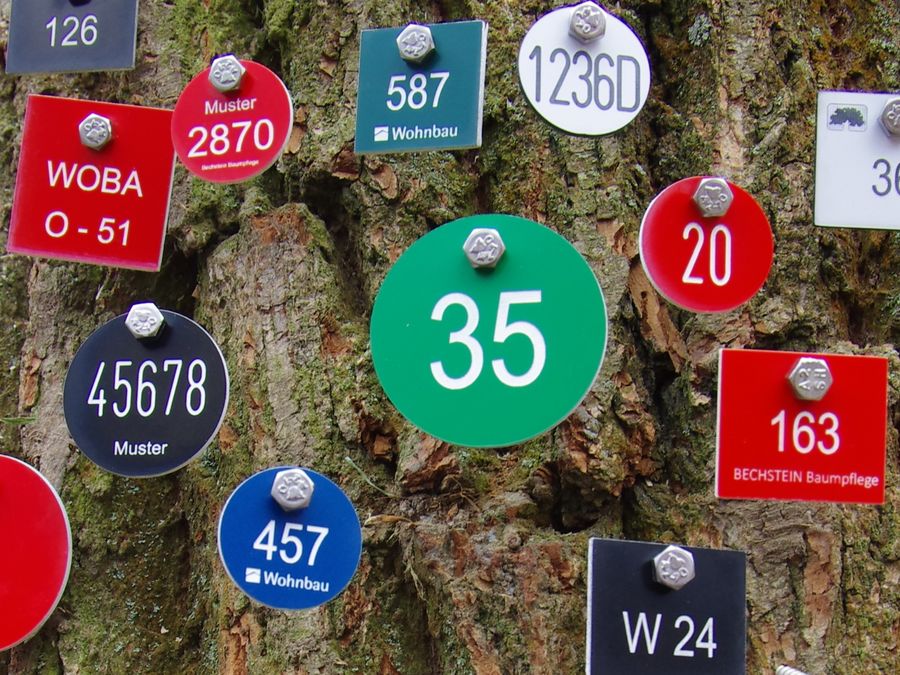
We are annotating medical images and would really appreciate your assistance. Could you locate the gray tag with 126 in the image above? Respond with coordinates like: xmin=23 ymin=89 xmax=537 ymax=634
xmin=5 ymin=0 xmax=138 ymax=74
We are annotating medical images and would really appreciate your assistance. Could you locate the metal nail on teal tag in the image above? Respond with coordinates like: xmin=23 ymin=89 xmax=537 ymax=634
xmin=355 ymin=20 xmax=487 ymax=154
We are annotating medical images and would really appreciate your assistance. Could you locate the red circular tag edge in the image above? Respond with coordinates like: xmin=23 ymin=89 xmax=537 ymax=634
xmin=0 ymin=454 xmax=73 ymax=652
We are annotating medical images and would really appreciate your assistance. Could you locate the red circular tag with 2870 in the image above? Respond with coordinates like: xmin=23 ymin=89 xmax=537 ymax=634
xmin=638 ymin=176 xmax=774 ymax=313
xmin=171 ymin=59 xmax=293 ymax=184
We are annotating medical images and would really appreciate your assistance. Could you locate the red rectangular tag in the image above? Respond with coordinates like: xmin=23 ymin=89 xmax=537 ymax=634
xmin=8 ymin=95 xmax=175 ymax=271
xmin=716 ymin=349 xmax=887 ymax=504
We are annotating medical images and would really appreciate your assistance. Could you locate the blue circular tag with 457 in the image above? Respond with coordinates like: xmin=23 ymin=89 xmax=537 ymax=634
xmin=217 ymin=467 xmax=362 ymax=610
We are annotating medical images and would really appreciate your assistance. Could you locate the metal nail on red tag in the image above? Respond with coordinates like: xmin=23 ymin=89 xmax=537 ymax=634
xmin=639 ymin=177 xmax=774 ymax=313
xmin=716 ymin=349 xmax=888 ymax=504
xmin=8 ymin=95 xmax=175 ymax=271
xmin=171 ymin=57 xmax=294 ymax=183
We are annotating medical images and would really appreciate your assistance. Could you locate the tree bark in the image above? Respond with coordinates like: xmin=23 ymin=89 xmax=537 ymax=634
xmin=1 ymin=0 xmax=898 ymax=673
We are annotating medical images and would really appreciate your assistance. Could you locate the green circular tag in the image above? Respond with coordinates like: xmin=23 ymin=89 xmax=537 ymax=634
xmin=370 ymin=215 xmax=607 ymax=447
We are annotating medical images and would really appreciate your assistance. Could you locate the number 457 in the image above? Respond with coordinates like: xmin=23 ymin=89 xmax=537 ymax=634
xmin=253 ymin=520 xmax=329 ymax=566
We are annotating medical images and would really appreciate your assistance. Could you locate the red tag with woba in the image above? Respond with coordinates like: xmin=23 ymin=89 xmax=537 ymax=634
xmin=716 ymin=349 xmax=887 ymax=504
xmin=171 ymin=58 xmax=293 ymax=183
xmin=8 ymin=95 xmax=175 ymax=271
xmin=0 ymin=455 xmax=72 ymax=651
xmin=639 ymin=177 xmax=773 ymax=313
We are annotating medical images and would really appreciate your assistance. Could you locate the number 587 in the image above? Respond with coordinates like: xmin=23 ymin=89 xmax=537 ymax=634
xmin=386 ymin=72 xmax=450 ymax=111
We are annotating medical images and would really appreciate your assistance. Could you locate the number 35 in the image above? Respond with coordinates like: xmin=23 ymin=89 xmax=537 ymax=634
xmin=430 ymin=291 xmax=546 ymax=390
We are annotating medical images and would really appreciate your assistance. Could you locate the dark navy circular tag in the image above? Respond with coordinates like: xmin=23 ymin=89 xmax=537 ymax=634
xmin=217 ymin=467 xmax=363 ymax=610
xmin=63 ymin=309 xmax=229 ymax=477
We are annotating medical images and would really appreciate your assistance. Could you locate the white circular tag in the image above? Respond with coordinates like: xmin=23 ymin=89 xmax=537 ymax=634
xmin=518 ymin=5 xmax=651 ymax=135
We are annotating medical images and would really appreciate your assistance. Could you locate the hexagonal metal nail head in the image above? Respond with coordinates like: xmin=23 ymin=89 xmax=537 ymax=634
xmin=880 ymin=97 xmax=900 ymax=137
xmin=569 ymin=1 xmax=607 ymax=42
xmin=125 ymin=303 xmax=165 ymax=340
xmin=653 ymin=545 xmax=695 ymax=591
xmin=463 ymin=228 xmax=505 ymax=269
xmin=209 ymin=54 xmax=246 ymax=93
xmin=397 ymin=24 xmax=435 ymax=63
xmin=271 ymin=468 xmax=315 ymax=511
xmin=788 ymin=357 xmax=833 ymax=401
xmin=693 ymin=177 xmax=734 ymax=218
xmin=775 ymin=667 xmax=809 ymax=675
xmin=79 ymin=113 xmax=112 ymax=151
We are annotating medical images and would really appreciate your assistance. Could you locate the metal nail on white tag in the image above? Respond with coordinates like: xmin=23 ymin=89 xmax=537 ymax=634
xmin=815 ymin=91 xmax=900 ymax=229
xmin=518 ymin=3 xmax=650 ymax=135
xmin=569 ymin=2 xmax=607 ymax=42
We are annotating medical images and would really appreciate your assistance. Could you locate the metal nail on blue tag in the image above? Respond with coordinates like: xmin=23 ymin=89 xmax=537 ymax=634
xmin=218 ymin=467 xmax=363 ymax=610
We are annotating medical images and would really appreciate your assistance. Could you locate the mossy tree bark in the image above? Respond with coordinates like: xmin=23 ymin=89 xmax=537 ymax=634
xmin=1 ymin=0 xmax=898 ymax=673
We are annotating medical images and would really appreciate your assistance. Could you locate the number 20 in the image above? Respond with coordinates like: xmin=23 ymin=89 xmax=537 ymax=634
xmin=682 ymin=223 xmax=732 ymax=286
xmin=430 ymin=291 xmax=546 ymax=390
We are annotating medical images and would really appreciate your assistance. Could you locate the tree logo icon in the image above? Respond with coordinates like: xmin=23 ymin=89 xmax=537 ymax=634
xmin=827 ymin=104 xmax=867 ymax=131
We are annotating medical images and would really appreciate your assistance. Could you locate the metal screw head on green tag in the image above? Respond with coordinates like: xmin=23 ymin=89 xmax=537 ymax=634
xmin=370 ymin=215 xmax=608 ymax=448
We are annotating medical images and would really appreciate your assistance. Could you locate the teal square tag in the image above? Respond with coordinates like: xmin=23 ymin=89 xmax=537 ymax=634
xmin=355 ymin=20 xmax=487 ymax=154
